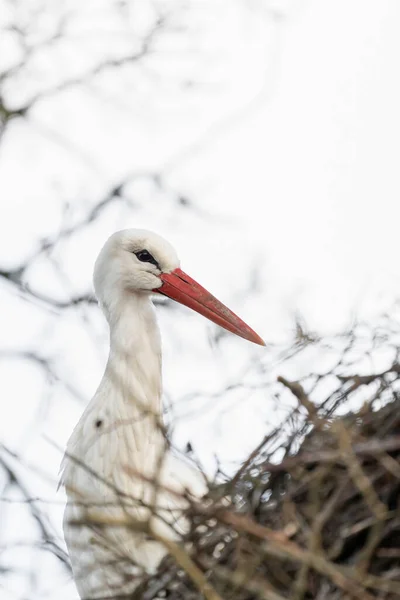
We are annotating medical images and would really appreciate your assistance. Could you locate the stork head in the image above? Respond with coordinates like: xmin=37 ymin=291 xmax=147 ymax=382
xmin=94 ymin=229 xmax=265 ymax=346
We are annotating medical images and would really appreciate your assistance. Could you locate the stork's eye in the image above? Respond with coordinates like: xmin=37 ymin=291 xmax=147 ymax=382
xmin=135 ymin=249 xmax=154 ymax=263
xmin=134 ymin=249 xmax=159 ymax=268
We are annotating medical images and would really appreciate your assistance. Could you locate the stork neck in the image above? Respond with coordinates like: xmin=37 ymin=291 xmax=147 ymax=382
xmin=105 ymin=292 xmax=162 ymax=415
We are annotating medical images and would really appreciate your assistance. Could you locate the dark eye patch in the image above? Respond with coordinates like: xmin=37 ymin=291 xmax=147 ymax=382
xmin=134 ymin=249 xmax=160 ymax=269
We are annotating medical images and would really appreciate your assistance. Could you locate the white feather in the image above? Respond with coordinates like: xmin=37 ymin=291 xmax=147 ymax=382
xmin=62 ymin=230 xmax=206 ymax=599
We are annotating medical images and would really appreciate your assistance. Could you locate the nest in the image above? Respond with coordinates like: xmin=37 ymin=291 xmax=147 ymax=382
xmin=133 ymin=369 xmax=400 ymax=600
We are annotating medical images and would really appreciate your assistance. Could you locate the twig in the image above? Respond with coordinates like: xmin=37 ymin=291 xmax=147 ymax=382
xmin=70 ymin=513 xmax=223 ymax=600
xmin=217 ymin=513 xmax=376 ymax=600
xmin=277 ymin=376 xmax=320 ymax=424
xmin=258 ymin=435 xmax=400 ymax=474
xmin=333 ymin=421 xmax=388 ymax=520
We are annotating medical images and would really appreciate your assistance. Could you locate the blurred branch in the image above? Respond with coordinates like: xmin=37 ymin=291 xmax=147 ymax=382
xmin=0 ymin=451 xmax=71 ymax=571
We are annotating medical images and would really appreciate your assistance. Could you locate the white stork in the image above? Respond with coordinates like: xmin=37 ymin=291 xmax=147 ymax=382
xmin=62 ymin=229 xmax=264 ymax=599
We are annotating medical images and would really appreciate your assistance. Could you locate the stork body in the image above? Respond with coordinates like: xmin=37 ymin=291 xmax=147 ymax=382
xmin=62 ymin=230 xmax=264 ymax=599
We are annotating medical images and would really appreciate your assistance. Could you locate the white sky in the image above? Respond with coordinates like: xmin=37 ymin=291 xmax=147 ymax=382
xmin=1 ymin=1 xmax=400 ymax=598
xmin=171 ymin=0 xmax=400 ymax=335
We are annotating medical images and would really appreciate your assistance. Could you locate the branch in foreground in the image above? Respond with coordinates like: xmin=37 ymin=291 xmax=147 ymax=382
xmin=123 ymin=380 xmax=400 ymax=599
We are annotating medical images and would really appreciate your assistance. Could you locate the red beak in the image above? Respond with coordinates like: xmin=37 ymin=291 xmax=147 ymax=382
xmin=154 ymin=268 xmax=265 ymax=346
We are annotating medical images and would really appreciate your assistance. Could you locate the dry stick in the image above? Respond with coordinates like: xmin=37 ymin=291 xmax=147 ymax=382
xmin=72 ymin=468 xmax=393 ymax=600
xmin=356 ymin=519 xmax=386 ymax=575
xmin=101 ymin=466 xmax=366 ymax=597
xmin=258 ymin=435 xmax=400 ymax=474
xmin=292 ymin=466 xmax=346 ymax=600
xmin=218 ymin=513 xmax=376 ymax=600
xmin=376 ymin=451 xmax=400 ymax=480
xmin=257 ymin=382 xmax=390 ymax=595
xmin=123 ymin=463 xmax=395 ymax=598
xmin=357 ymin=572 xmax=400 ymax=595
xmin=333 ymin=421 xmax=388 ymax=520
xmin=376 ymin=548 xmax=400 ymax=558
xmin=332 ymin=421 xmax=390 ymax=576
xmin=150 ymin=531 xmax=224 ymax=600
xmin=201 ymin=559 xmax=288 ymax=600
xmin=337 ymin=364 xmax=400 ymax=386
xmin=277 ymin=376 xmax=320 ymax=424
xmin=70 ymin=513 xmax=223 ymax=600
xmin=230 ymin=370 xmax=325 ymax=489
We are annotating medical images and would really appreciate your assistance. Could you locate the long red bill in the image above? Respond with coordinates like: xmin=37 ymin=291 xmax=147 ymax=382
xmin=154 ymin=268 xmax=265 ymax=346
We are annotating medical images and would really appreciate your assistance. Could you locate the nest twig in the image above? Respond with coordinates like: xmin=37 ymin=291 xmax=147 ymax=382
xmin=134 ymin=370 xmax=400 ymax=599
